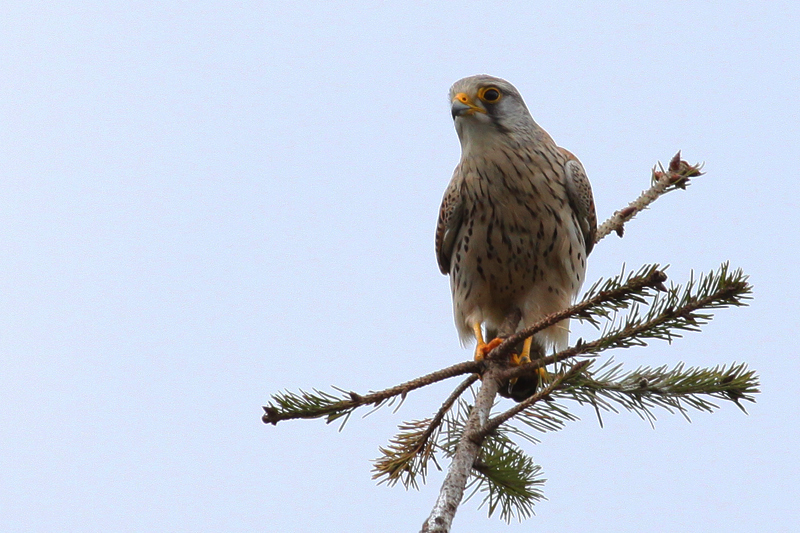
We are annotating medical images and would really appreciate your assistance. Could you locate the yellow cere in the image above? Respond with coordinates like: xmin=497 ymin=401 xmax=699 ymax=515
xmin=454 ymin=92 xmax=471 ymax=105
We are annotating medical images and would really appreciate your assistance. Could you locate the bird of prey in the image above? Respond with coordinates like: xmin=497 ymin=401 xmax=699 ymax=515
xmin=436 ymin=74 xmax=596 ymax=381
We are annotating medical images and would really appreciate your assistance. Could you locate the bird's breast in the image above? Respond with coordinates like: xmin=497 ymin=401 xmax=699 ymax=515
xmin=451 ymin=146 xmax=584 ymax=307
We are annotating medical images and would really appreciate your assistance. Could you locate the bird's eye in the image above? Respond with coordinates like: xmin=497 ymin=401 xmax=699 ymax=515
xmin=479 ymin=87 xmax=501 ymax=103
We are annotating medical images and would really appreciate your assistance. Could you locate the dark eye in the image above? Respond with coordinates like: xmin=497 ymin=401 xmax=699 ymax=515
xmin=480 ymin=87 xmax=501 ymax=103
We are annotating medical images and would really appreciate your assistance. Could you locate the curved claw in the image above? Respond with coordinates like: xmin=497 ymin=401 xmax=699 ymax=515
xmin=508 ymin=337 xmax=547 ymax=388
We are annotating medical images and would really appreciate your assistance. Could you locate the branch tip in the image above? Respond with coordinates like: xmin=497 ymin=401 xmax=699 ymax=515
xmin=262 ymin=406 xmax=279 ymax=425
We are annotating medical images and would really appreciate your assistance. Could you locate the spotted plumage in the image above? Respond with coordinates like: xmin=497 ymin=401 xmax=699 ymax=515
xmin=436 ymin=75 xmax=596 ymax=357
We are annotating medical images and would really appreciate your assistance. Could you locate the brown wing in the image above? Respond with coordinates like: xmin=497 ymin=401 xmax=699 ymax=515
xmin=560 ymin=148 xmax=597 ymax=255
xmin=435 ymin=167 xmax=465 ymax=275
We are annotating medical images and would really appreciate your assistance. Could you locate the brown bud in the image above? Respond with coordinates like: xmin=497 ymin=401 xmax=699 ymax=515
xmin=668 ymin=151 xmax=682 ymax=173
xmin=619 ymin=206 xmax=636 ymax=220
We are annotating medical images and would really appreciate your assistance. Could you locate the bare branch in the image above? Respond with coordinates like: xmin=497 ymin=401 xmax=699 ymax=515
xmin=596 ymin=151 xmax=703 ymax=242
xmin=421 ymin=366 xmax=501 ymax=533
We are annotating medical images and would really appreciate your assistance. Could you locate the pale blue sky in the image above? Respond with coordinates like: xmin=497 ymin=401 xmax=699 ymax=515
xmin=2 ymin=2 xmax=799 ymax=532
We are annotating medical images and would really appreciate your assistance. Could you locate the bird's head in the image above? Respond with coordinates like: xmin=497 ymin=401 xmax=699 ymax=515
xmin=449 ymin=75 xmax=537 ymax=151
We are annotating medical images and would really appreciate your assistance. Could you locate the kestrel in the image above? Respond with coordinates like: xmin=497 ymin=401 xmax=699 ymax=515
xmin=436 ymin=75 xmax=596 ymax=383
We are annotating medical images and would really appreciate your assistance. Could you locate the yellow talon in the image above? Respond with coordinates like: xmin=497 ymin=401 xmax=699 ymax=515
xmin=519 ymin=337 xmax=533 ymax=364
xmin=472 ymin=322 xmax=502 ymax=361
xmin=507 ymin=337 xmax=529 ymax=387
xmin=510 ymin=337 xmax=549 ymax=386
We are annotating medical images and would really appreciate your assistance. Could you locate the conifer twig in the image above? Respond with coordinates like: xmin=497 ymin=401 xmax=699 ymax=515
xmin=373 ymin=374 xmax=479 ymax=488
xmin=558 ymin=360 xmax=759 ymax=426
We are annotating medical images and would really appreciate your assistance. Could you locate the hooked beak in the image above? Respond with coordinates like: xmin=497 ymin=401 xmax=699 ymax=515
xmin=451 ymin=92 xmax=486 ymax=119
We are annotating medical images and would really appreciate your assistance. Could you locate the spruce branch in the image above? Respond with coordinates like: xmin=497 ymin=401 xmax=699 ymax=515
xmin=373 ymin=374 xmax=479 ymax=488
xmin=497 ymin=262 xmax=752 ymax=385
xmin=433 ymin=394 xmax=548 ymax=523
xmin=262 ymin=359 xmax=481 ymax=426
xmin=467 ymin=429 xmax=545 ymax=522
xmin=476 ymin=361 xmax=591 ymax=444
xmin=596 ymin=151 xmax=704 ymax=242
xmin=421 ymin=362 xmax=590 ymax=529
xmin=264 ymin=261 xmax=755 ymax=532
xmin=557 ymin=360 xmax=759 ymax=426
xmin=488 ymin=264 xmax=669 ymax=362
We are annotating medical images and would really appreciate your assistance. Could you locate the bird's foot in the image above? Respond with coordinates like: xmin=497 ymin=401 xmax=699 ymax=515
xmin=509 ymin=352 xmax=530 ymax=367
xmin=474 ymin=337 xmax=503 ymax=361
xmin=508 ymin=352 xmax=549 ymax=387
